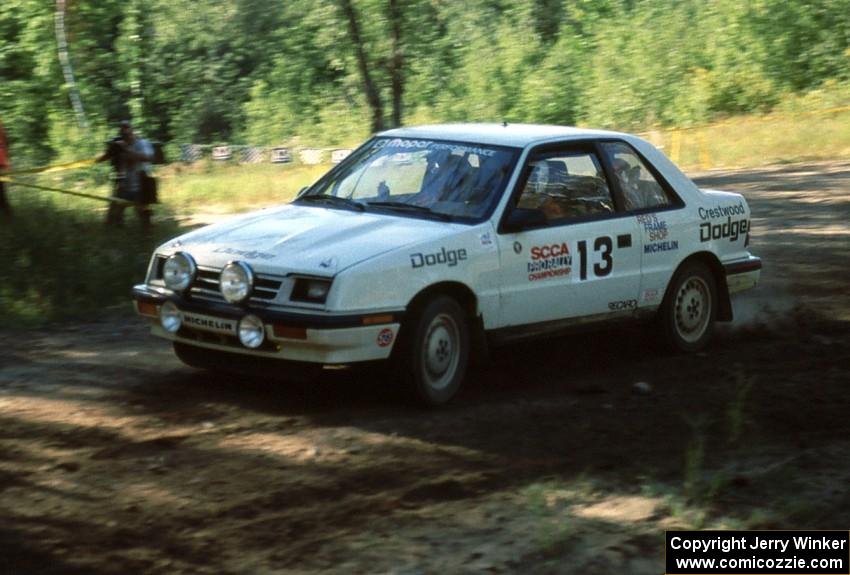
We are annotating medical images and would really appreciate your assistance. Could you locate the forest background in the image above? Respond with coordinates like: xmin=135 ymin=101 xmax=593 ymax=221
xmin=2 ymin=0 xmax=849 ymax=164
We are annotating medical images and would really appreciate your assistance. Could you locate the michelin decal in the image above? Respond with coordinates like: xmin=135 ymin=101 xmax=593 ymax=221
xmin=636 ymin=213 xmax=678 ymax=254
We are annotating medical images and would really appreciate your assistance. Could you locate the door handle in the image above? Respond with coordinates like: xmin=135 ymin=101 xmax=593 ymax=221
xmin=617 ymin=234 xmax=632 ymax=248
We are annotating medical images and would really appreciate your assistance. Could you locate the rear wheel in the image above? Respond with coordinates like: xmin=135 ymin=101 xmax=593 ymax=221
xmin=660 ymin=261 xmax=717 ymax=352
xmin=395 ymin=296 xmax=470 ymax=406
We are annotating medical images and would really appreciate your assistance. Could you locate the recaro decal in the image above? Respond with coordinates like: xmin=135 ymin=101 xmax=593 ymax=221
xmin=608 ymin=299 xmax=637 ymax=311
xmin=410 ymin=247 xmax=468 ymax=268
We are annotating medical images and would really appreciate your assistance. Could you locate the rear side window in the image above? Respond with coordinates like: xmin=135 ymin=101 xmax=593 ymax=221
xmin=601 ymin=142 xmax=671 ymax=211
xmin=516 ymin=150 xmax=615 ymax=224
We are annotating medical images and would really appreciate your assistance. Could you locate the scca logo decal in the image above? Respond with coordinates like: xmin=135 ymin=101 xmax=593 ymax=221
xmin=530 ymin=243 xmax=569 ymax=260
xmin=410 ymin=247 xmax=468 ymax=268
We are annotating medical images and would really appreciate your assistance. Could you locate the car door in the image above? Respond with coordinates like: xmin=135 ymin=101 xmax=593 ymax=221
xmin=597 ymin=140 xmax=688 ymax=308
xmin=496 ymin=143 xmax=642 ymax=328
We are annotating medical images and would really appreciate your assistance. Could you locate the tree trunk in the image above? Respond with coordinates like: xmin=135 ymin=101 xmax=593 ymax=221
xmin=338 ymin=0 xmax=384 ymax=133
xmin=388 ymin=0 xmax=403 ymax=128
xmin=55 ymin=0 xmax=90 ymax=131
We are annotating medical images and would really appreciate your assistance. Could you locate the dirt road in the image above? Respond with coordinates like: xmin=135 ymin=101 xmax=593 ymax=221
xmin=2 ymin=161 xmax=849 ymax=574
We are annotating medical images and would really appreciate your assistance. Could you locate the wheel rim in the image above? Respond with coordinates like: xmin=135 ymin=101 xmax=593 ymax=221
xmin=674 ymin=275 xmax=712 ymax=343
xmin=420 ymin=312 xmax=460 ymax=391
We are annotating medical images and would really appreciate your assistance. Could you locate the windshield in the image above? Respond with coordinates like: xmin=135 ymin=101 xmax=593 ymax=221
xmin=299 ymin=137 xmax=519 ymax=221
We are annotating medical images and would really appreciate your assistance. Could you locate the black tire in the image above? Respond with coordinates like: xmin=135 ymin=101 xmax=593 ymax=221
xmin=394 ymin=295 xmax=470 ymax=406
xmin=660 ymin=260 xmax=718 ymax=352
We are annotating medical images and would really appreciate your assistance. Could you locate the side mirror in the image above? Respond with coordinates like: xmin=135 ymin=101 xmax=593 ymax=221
xmin=503 ymin=207 xmax=547 ymax=232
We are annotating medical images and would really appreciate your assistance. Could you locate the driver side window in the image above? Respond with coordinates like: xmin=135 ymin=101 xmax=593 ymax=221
xmin=516 ymin=151 xmax=614 ymax=224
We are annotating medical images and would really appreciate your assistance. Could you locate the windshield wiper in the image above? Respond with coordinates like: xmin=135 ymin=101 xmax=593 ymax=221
xmin=295 ymin=194 xmax=365 ymax=211
xmin=366 ymin=201 xmax=453 ymax=221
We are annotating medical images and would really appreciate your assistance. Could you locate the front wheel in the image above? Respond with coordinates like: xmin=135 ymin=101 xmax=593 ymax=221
xmin=395 ymin=296 xmax=470 ymax=406
xmin=660 ymin=261 xmax=718 ymax=352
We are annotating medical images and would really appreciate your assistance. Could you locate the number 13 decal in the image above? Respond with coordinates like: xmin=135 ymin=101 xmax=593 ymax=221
xmin=577 ymin=236 xmax=613 ymax=280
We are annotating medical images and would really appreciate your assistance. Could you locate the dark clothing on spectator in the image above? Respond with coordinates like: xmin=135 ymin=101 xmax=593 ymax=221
xmin=98 ymin=127 xmax=154 ymax=227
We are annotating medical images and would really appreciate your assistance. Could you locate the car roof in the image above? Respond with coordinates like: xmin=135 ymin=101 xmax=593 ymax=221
xmin=377 ymin=123 xmax=630 ymax=148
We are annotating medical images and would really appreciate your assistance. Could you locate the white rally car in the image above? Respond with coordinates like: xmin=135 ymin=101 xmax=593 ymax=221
xmin=133 ymin=124 xmax=761 ymax=405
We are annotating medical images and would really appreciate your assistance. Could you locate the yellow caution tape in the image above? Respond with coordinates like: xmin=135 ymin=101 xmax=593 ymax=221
xmin=0 ymin=176 xmax=137 ymax=206
xmin=1 ymin=156 xmax=98 ymax=177
xmin=0 ymin=155 xmax=140 ymax=205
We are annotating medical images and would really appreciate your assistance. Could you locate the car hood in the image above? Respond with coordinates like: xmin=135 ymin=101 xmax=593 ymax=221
xmin=160 ymin=204 xmax=464 ymax=275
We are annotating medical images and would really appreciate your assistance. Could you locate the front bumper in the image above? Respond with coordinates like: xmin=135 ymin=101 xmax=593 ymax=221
xmin=724 ymin=256 xmax=762 ymax=294
xmin=133 ymin=284 xmax=403 ymax=364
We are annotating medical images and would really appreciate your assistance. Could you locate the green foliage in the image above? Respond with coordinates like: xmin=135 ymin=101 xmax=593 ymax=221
xmin=1 ymin=0 xmax=848 ymax=164
xmin=0 ymin=196 xmax=185 ymax=325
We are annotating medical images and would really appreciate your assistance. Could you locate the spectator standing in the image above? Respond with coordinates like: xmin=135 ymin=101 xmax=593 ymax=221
xmin=0 ymin=119 xmax=11 ymax=218
xmin=97 ymin=120 xmax=155 ymax=227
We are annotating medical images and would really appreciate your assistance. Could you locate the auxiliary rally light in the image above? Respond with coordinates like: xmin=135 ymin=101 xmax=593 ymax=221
xmin=238 ymin=314 xmax=265 ymax=348
xmin=160 ymin=301 xmax=182 ymax=333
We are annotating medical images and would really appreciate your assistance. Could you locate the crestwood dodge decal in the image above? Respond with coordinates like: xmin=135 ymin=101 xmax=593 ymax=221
xmin=698 ymin=202 xmax=749 ymax=242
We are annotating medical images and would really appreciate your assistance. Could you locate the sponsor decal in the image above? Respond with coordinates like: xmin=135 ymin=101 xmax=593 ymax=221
xmin=513 ymin=241 xmax=522 ymax=254
xmin=635 ymin=213 xmax=669 ymax=242
xmin=608 ymin=299 xmax=638 ymax=311
xmin=644 ymin=240 xmax=679 ymax=253
xmin=213 ymin=247 xmax=275 ymax=260
xmin=641 ymin=288 xmax=661 ymax=303
xmin=528 ymin=242 xmax=572 ymax=282
xmin=636 ymin=213 xmax=678 ymax=254
xmin=376 ymin=328 xmax=394 ymax=347
xmin=410 ymin=247 xmax=468 ymax=268
xmin=181 ymin=312 xmax=238 ymax=335
xmin=698 ymin=202 xmax=746 ymax=221
xmin=479 ymin=232 xmax=494 ymax=247
xmin=699 ymin=217 xmax=749 ymax=242
xmin=376 ymin=138 xmax=496 ymax=157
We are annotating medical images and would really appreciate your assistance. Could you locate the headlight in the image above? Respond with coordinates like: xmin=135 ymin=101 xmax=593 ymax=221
xmin=160 ymin=301 xmax=182 ymax=333
xmin=291 ymin=278 xmax=331 ymax=303
xmin=162 ymin=252 xmax=197 ymax=292
xmin=220 ymin=261 xmax=254 ymax=304
xmin=238 ymin=314 xmax=265 ymax=348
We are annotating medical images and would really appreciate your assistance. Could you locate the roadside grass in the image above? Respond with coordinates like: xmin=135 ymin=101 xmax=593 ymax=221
xmin=649 ymin=108 xmax=850 ymax=170
xmin=157 ymin=160 xmax=328 ymax=212
xmin=0 ymin=196 xmax=189 ymax=326
xmin=0 ymin=161 xmax=330 ymax=325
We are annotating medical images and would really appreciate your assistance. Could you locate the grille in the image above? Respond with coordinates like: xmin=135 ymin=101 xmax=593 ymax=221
xmin=154 ymin=256 xmax=282 ymax=304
